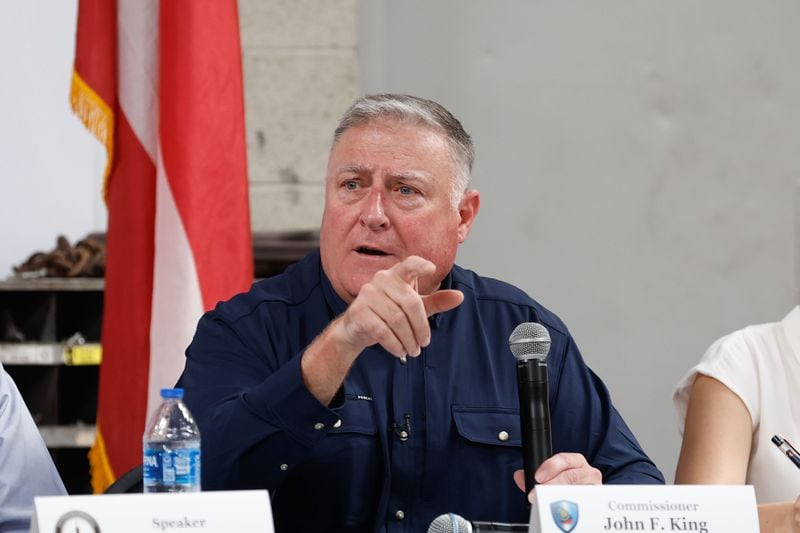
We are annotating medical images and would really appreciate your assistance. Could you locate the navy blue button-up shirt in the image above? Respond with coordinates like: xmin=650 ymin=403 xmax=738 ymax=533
xmin=178 ymin=250 xmax=663 ymax=532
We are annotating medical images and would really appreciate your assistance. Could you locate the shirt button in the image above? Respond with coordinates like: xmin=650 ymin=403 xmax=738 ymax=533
xmin=314 ymin=422 xmax=325 ymax=430
xmin=395 ymin=510 xmax=405 ymax=521
xmin=498 ymin=430 xmax=510 ymax=442
xmin=279 ymin=463 xmax=288 ymax=471
xmin=398 ymin=430 xmax=409 ymax=442
xmin=333 ymin=419 xmax=342 ymax=428
xmin=399 ymin=356 xmax=408 ymax=365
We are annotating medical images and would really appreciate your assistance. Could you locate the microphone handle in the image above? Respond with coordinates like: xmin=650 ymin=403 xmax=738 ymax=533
xmin=517 ymin=358 xmax=552 ymax=494
xmin=473 ymin=521 xmax=530 ymax=532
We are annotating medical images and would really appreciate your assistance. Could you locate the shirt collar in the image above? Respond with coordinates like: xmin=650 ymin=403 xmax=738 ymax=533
xmin=319 ymin=264 xmax=348 ymax=318
xmin=430 ymin=270 xmax=454 ymax=329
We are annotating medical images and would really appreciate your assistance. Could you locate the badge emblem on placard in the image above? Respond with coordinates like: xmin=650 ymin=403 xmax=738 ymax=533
xmin=55 ymin=510 xmax=101 ymax=533
xmin=550 ymin=500 xmax=579 ymax=532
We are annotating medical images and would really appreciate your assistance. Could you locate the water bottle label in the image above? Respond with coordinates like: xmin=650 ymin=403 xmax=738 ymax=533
xmin=143 ymin=447 xmax=200 ymax=488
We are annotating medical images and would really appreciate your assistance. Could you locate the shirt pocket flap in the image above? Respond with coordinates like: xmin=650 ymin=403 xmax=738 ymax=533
xmin=330 ymin=399 xmax=378 ymax=436
xmin=452 ymin=406 xmax=521 ymax=447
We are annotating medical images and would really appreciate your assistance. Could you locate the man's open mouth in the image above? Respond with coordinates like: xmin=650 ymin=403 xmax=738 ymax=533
xmin=356 ymin=247 xmax=389 ymax=256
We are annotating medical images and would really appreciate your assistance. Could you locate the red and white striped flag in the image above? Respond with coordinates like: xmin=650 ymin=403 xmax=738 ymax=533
xmin=71 ymin=0 xmax=253 ymax=492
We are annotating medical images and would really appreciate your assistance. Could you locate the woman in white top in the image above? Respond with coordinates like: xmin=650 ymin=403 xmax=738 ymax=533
xmin=674 ymin=306 xmax=800 ymax=532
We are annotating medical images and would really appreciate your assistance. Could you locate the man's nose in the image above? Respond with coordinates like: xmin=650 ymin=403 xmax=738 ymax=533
xmin=360 ymin=189 xmax=389 ymax=230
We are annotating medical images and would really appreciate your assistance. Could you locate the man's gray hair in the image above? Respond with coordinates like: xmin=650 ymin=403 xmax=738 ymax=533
xmin=333 ymin=94 xmax=474 ymax=208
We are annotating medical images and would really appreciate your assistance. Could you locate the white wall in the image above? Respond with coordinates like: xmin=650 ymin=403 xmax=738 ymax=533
xmin=360 ymin=0 xmax=800 ymax=480
xmin=0 ymin=2 xmax=106 ymax=278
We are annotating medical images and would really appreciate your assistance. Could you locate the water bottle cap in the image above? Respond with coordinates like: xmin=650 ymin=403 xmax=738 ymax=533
xmin=160 ymin=388 xmax=184 ymax=399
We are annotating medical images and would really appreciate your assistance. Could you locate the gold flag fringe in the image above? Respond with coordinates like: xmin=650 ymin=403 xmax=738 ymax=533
xmin=88 ymin=425 xmax=116 ymax=493
xmin=70 ymin=70 xmax=114 ymax=202
xmin=72 ymin=69 xmax=116 ymax=492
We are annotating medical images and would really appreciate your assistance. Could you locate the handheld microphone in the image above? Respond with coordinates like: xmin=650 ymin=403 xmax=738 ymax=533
xmin=508 ymin=322 xmax=552 ymax=494
xmin=428 ymin=513 xmax=529 ymax=532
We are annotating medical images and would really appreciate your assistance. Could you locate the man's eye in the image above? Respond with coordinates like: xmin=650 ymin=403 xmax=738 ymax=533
xmin=344 ymin=180 xmax=359 ymax=191
xmin=398 ymin=186 xmax=414 ymax=196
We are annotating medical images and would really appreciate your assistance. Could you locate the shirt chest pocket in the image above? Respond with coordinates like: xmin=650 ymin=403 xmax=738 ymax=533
xmin=305 ymin=399 xmax=379 ymax=475
xmin=328 ymin=398 xmax=378 ymax=437
xmin=439 ymin=406 xmax=524 ymax=508
xmin=452 ymin=405 xmax=522 ymax=448
xmin=299 ymin=399 xmax=381 ymax=527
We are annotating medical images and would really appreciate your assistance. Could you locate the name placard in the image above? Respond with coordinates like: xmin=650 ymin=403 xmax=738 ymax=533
xmin=530 ymin=485 xmax=757 ymax=533
xmin=30 ymin=490 xmax=273 ymax=533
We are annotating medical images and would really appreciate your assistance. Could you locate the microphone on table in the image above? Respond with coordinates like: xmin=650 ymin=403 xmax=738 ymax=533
xmin=508 ymin=322 xmax=552 ymax=494
xmin=428 ymin=513 xmax=529 ymax=532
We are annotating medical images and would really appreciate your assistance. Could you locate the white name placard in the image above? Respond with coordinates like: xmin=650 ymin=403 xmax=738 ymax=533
xmin=30 ymin=490 xmax=273 ymax=533
xmin=530 ymin=485 xmax=757 ymax=533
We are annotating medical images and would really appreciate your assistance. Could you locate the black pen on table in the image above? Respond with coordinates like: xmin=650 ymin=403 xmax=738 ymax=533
xmin=771 ymin=434 xmax=800 ymax=469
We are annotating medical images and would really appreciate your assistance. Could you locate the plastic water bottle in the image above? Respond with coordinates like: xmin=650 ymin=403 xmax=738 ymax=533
xmin=142 ymin=388 xmax=201 ymax=493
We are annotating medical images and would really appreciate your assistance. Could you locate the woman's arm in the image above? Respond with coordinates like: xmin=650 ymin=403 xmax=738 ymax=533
xmin=675 ymin=374 xmax=753 ymax=483
xmin=676 ymin=374 xmax=800 ymax=532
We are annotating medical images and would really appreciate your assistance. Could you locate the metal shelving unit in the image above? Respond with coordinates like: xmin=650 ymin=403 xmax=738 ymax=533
xmin=0 ymin=276 xmax=103 ymax=494
xmin=0 ymin=231 xmax=320 ymax=494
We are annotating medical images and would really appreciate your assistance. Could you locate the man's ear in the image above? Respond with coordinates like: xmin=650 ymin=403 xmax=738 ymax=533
xmin=456 ymin=189 xmax=480 ymax=244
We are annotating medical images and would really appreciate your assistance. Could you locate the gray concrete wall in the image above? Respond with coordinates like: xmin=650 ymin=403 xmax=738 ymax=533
xmin=239 ymin=0 xmax=358 ymax=234
xmin=359 ymin=0 xmax=800 ymax=480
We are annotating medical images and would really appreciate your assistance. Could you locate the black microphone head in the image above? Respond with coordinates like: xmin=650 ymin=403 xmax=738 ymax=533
xmin=509 ymin=322 xmax=551 ymax=361
xmin=428 ymin=513 xmax=473 ymax=533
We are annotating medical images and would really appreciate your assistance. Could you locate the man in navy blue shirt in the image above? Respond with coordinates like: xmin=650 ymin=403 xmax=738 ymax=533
xmin=177 ymin=94 xmax=664 ymax=532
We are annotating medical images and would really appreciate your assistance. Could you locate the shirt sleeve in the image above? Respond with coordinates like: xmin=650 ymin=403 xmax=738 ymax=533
xmin=0 ymin=364 xmax=66 ymax=533
xmin=673 ymin=331 xmax=761 ymax=434
xmin=549 ymin=333 xmax=665 ymax=484
xmin=178 ymin=311 xmax=341 ymax=491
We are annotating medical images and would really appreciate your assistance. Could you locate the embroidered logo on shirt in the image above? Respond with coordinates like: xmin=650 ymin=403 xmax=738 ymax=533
xmin=344 ymin=392 xmax=373 ymax=402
